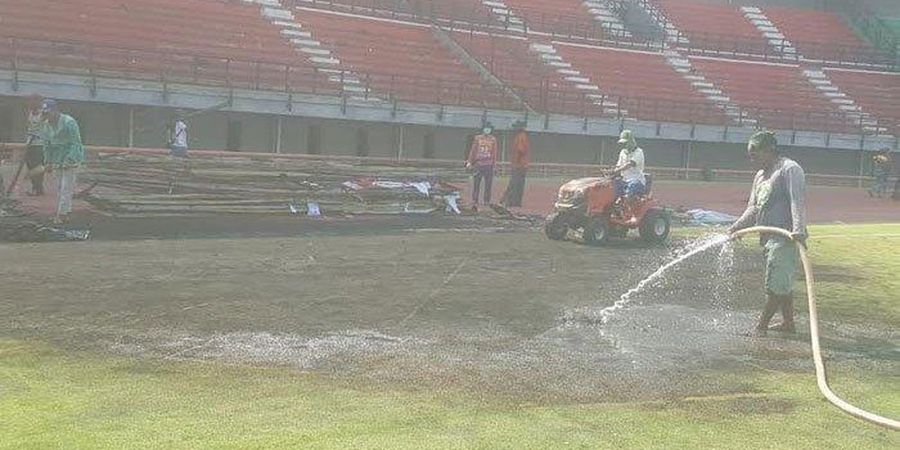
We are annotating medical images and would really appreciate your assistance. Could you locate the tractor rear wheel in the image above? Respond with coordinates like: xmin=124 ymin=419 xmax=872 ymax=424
xmin=639 ymin=209 xmax=671 ymax=244
xmin=544 ymin=212 xmax=568 ymax=241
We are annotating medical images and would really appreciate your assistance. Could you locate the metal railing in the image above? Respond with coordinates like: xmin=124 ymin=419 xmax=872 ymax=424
xmin=290 ymin=0 xmax=898 ymax=70
xmin=0 ymin=35 xmax=895 ymax=136
xmin=0 ymin=143 xmax=879 ymax=189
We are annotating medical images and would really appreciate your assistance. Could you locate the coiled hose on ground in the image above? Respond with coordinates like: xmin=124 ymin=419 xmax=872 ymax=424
xmin=730 ymin=226 xmax=900 ymax=431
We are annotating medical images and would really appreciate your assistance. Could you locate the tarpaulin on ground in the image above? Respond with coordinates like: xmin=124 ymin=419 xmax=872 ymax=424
xmin=685 ymin=209 xmax=738 ymax=226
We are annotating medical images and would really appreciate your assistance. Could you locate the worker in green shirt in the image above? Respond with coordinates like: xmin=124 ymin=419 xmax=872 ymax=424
xmin=40 ymin=99 xmax=85 ymax=224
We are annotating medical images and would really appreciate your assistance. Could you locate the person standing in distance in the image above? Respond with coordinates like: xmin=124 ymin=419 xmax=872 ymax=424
xmin=466 ymin=122 xmax=498 ymax=208
xmin=500 ymin=120 xmax=530 ymax=209
xmin=170 ymin=112 xmax=189 ymax=157
xmin=24 ymin=94 xmax=46 ymax=196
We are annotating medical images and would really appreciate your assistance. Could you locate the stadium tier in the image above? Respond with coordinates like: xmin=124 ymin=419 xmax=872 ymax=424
xmin=689 ymin=57 xmax=858 ymax=133
xmin=554 ymin=44 xmax=728 ymax=125
xmin=500 ymin=0 xmax=595 ymax=36
xmin=825 ymin=69 xmax=900 ymax=134
xmin=0 ymin=0 xmax=334 ymax=91
xmin=293 ymin=9 xmax=508 ymax=107
xmin=451 ymin=32 xmax=604 ymax=114
xmin=653 ymin=0 xmax=771 ymax=55
xmin=0 ymin=0 xmax=895 ymax=137
xmin=764 ymin=7 xmax=878 ymax=63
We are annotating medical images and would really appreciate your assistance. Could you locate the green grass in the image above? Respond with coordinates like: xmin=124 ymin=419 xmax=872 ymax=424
xmin=803 ymin=224 xmax=900 ymax=327
xmin=675 ymin=223 xmax=900 ymax=326
xmin=1 ymin=340 xmax=897 ymax=449
xmin=1 ymin=223 xmax=899 ymax=449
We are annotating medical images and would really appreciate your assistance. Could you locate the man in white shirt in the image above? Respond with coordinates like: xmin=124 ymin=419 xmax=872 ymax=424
xmin=609 ymin=129 xmax=646 ymax=210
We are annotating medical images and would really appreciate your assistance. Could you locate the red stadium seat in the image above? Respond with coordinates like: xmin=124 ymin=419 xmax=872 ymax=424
xmin=654 ymin=0 xmax=771 ymax=55
xmin=451 ymin=32 xmax=595 ymax=114
xmin=825 ymin=69 xmax=900 ymax=134
xmin=294 ymin=9 xmax=507 ymax=107
xmin=501 ymin=0 xmax=597 ymax=37
xmin=0 ymin=0 xmax=333 ymax=92
xmin=689 ymin=57 xmax=859 ymax=133
xmin=763 ymin=7 xmax=886 ymax=65
xmin=555 ymin=44 xmax=729 ymax=125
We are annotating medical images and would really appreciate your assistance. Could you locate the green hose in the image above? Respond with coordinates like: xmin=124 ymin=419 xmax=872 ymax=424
xmin=730 ymin=226 xmax=900 ymax=431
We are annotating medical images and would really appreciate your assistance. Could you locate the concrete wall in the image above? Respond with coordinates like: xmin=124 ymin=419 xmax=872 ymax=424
xmin=0 ymin=96 xmax=885 ymax=177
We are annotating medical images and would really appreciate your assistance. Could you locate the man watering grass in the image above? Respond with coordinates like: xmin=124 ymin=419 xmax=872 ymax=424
xmin=728 ymin=131 xmax=808 ymax=337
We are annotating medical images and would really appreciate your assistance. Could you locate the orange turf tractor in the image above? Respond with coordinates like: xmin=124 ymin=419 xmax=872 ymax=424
xmin=544 ymin=175 xmax=670 ymax=245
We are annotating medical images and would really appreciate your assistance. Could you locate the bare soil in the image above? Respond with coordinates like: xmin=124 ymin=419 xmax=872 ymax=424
xmin=2 ymin=217 xmax=896 ymax=405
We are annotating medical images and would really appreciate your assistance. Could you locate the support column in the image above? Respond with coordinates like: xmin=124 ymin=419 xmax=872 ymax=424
xmin=858 ymin=149 xmax=865 ymax=188
xmin=684 ymin=141 xmax=693 ymax=180
xmin=397 ymin=124 xmax=405 ymax=159
xmin=274 ymin=116 xmax=283 ymax=154
xmin=501 ymin=130 xmax=508 ymax=163
xmin=598 ymin=137 xmax=606 ymax=166
xmin=127 ymin=107 xmax=135 ymax=148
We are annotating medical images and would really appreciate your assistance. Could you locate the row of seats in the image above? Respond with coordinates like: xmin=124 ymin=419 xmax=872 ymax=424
xmin=764 ymin=7 xmax=878 ymax=63
xmin=555 ymin=44 xmax=729 ymax=125
xmin=825 ymin=69 xmax=900 ymax=134
xmin=654 ymin=0 xmax=770 ymax=55
xmin=294 ymin=9 xmax=507 ymax=107
xmin=296 ymin=0 xmax=891 ymax=68
xmin=295 ymin=0 xmax=501 ymax=25
xmin=0 ymin=0 xmax=335 ymax=92
xmin=653 ymin=0 xmax=890 ymax=66
xmin=502 ymin=0 xmax=596 ymax=36
xmin=689 ymin=57 xmax=858 ymax=133
xmin=0 ymin=0 xmax=892 ymax=135
xmin=451 ymin=32 xmax=593 ymax=114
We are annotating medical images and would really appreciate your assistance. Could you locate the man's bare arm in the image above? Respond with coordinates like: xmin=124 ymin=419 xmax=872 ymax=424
xmin=728 ymin=172 xmax=761 ymax=234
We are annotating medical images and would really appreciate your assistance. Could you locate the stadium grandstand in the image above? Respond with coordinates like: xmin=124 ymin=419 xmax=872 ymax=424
xmin=0 ymin=0 xmax=897 ymax=174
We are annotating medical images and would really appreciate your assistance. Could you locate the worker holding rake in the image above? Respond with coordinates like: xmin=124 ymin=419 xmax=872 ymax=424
xmin=40 ymin=100 xmax=85 ymax=225
xmin=728 ymin=131 xmax=808 ymax=337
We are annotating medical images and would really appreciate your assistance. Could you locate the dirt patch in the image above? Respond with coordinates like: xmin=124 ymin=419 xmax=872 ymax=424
xmin=1 ymin=224 xmax=896 ymax=405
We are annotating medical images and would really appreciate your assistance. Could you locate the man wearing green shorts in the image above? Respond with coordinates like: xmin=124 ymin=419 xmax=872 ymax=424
xmin=728 ymin=131 xmax=808 ymax=337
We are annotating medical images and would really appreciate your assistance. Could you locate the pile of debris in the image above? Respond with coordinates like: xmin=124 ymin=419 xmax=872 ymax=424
xmin=80 ymin=153 xmax=469 ymax=217
xmin=0 ymin=198 xmax=90 ymax=242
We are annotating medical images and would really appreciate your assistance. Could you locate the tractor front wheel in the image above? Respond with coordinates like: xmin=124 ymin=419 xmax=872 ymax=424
xmin=544 ymin=212 xmax=568 ymax=240
xmin=584 ymin=217 xmax=610 ymax=246
xmin=639 ymin=209 xmax=671 ymax=244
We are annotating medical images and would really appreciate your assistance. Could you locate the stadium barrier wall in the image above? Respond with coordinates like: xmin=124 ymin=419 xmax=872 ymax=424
xmin=0 ymin=143 xmax=877 ymax=188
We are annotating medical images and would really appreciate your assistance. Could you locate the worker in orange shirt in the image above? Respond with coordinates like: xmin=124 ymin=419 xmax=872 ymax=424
xmin=500 ymin=120 xmax=529 ymax=208
xmin=466 ymin=122 xmax=498 ymax=207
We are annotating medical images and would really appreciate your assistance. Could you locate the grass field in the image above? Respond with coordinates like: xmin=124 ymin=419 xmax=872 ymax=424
xmin=1 ymin=223 xmax=898 ymax=449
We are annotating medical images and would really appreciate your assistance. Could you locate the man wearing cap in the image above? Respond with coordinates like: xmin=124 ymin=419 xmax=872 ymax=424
xmin=466 ymin=122 xmax=498 ymax=207
xmin=608 ymin=130 xmax=646 ymax=223
xmin=40 ymin=100 xmax=85 ymax=224
xmin=728 ymin=131 xmax=808 ymax=337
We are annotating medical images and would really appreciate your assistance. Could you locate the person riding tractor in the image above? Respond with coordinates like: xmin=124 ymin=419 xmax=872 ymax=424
xmin=544 ymin=129 xmax=669 ymax=245
xmin=608 ymin=130 xmax=646 ymax=225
